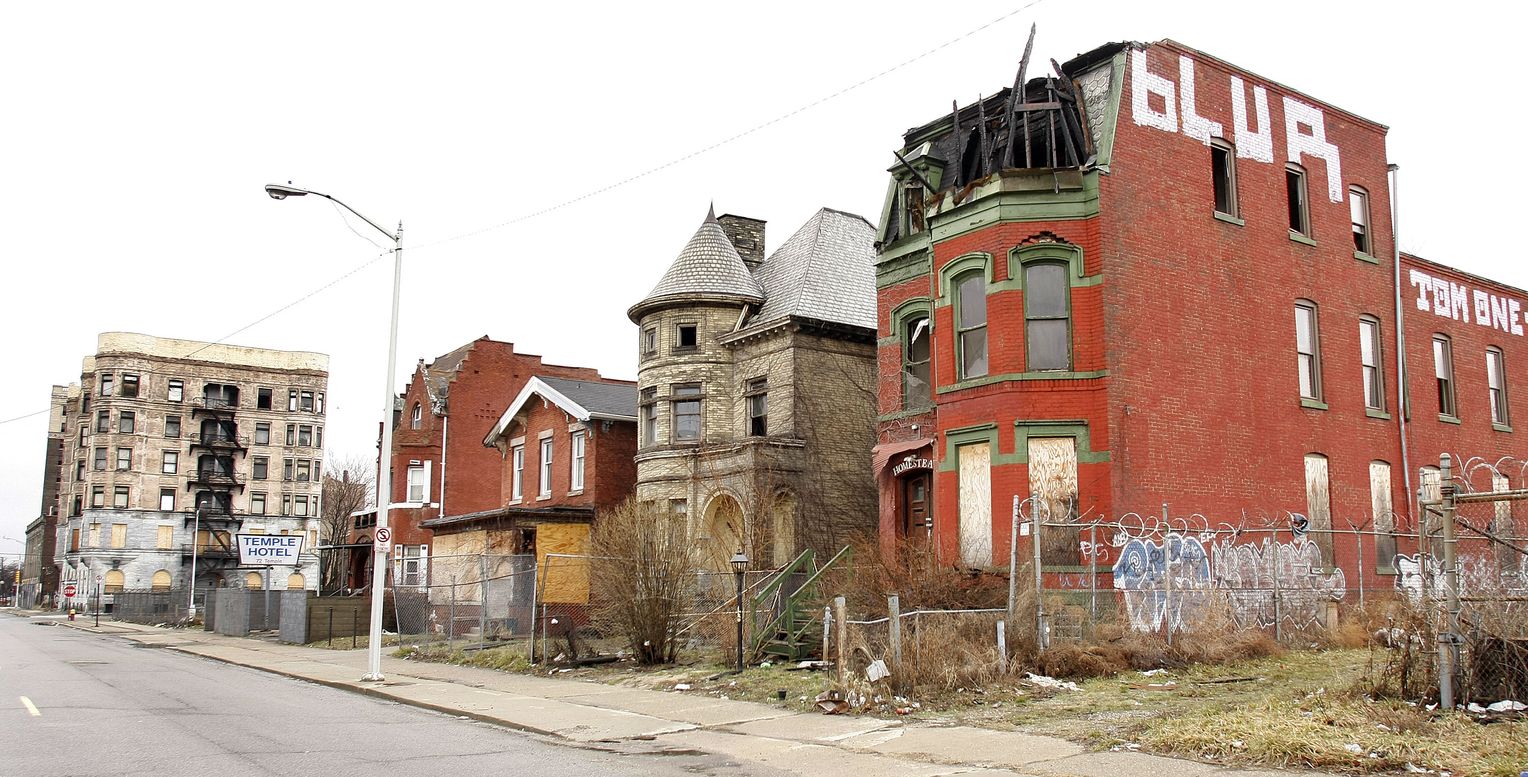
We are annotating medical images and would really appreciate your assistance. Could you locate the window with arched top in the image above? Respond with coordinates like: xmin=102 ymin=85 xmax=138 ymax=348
xmin=954 ymin=271 xmax=988 ymax=379
xmin=411 ymin=402 xmax=422 ymax=430
xmin=104 ymin=569 xmax=125 ymax=594
xmin=151 ymin=570 xmax=172 ymax=592
xmin=245 ymin=572 xmax=263 ymax=590
xmin=903 ymin=314 xmax=931 ymax=409
xmin=1023 ymin=261 xmax=1071 ymax=371
xmin=287 ymin=573 xmax=306 ymax=591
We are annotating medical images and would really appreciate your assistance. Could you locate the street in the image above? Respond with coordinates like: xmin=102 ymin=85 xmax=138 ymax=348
xmin=0 ymin=615 xmax=762 ymax=777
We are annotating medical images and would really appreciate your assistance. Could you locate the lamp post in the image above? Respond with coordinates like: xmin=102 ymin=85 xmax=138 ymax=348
xmin=730 ymin=550 xmax=749 ymax=673
xmin=266 ymin=182 xmax=402 ymax=683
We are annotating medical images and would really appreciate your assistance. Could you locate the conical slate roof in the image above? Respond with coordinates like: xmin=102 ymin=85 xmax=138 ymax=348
xmin=749 ymin=208 xmax=876 ymax=330
xmin=628 ymin=206 xmax=765 ymax=322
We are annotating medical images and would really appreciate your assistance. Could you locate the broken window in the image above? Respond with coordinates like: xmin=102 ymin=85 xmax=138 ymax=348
xmin=676 ymin=323 xmax=698 ymax=351
xmin=1024 ymin=262 xmax=1071 ymax=371
xmin=257 ymin=387 xmax=272 ymax=409
xmin=167 ymin=379 xmax=183 ymax=402
xmin=1350 ymin=186 xmax=1371 ymax=255
xmin=1286 ymin=164 xmax=1311 ymax=237
xmin=1211 ymin=140 xmax=1237 ymax=217
xmin=203 ymin=383 xmax=239 ymax=408
xmin=411 ymin=403 xmax=422 ymax=430
xmin=901 ymin=183 xmax=925 ymax=237
xmin=641 ymin=328 xmax=657 ymax=359
xmin=955 ymin=271 xmax=988 ymax=379
xmin=903 ymin=315 xmax=931 ymax=410
xmin=300 ymin=390 xmax=314 ymax=412
xmin=121 ymin=373 xmax=139 ymax=398
xmin=746 ymin=378 xmax=768 ymax=436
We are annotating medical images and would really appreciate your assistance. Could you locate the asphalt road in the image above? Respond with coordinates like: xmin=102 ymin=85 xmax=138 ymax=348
xmin=0 ymin=614 xmax=761 ymax=777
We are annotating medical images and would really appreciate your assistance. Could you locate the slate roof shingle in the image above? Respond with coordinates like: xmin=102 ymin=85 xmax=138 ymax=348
xmin=629 ymin=207 xmax=765 ymax=321
xmin=749 ymin=208 xmax=876 ymax=331
xmin=539 ymin=376 xmax=638 ymax=420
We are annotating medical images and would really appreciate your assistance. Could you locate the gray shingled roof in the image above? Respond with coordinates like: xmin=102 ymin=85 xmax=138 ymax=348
xmin=749 ymin=208 xmax=876 ymax=331
xmin=540 ymin=376 xmax=638 ymax=420
xmin=629 ymin=207 xmax=765 ymax=321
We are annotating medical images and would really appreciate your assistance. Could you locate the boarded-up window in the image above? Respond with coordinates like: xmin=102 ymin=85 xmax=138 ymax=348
xmin=157 ymin=525 xmax=174 ymax=550
xmin=1370 ymin=461 xmax=1395 ymax=570
xmin=151 ymin=570 xmax=172 ymax=591
xmin=245 ymin=572 xmax=263 ymax=590
xmin=957 ymin=443 xmax=992 ymax=567
xmin=103 ymin=569 xmax=124 ymax=594
xmin=539 ymin=523 xmax=592 ymax=604
xmin=287 ymin=573 xmax=306 ymax=591
xmin=110 ymin=523 xmax=127 ymax=549
xmin=1304 ymin=454 xmax=1332 ymax=564
xmin=1030 ymin=437 xmax=1079 ymax=565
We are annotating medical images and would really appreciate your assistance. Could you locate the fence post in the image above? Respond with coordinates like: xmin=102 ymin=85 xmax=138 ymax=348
xmin=1356 ymin=526 xmax=1366 ymax=610
xmin=528 ymin=558 xmax=540 ymax=663
xmin=449 ymin=574 xmax=457 ymax=653
xmin=1032 ymin=492 xmax=1046 ymax=650
xmin=1438 ymin=452 xmax=1461 ymax=710
xmin=834 ymin=595 xmax=847 ymax=684
xmin=479 ymin=553 xmax=488 ymax=641
xmin=821 ymin=605 xmax=831 ymax=662
xmin=1007 ymin=495 xmax=1020 ymax=628
xmin=1272 ymin=536 xmax=1283 ymax=642
xmin=887 ymin=595 xmax=901 ymax=686
xmin=997 ymin=620 xmax=1008 ymax=674
xmin=1089 ymin=524 xmax=1098 ymax=624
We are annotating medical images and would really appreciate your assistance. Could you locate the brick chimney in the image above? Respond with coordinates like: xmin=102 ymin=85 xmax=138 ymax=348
xmin=717 ymin=214 xmax=766 ymax=269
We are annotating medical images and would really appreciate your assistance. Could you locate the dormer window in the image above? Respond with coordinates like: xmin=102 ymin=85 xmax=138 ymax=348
xmin=411 ymin=402 xmax=422 ymax=430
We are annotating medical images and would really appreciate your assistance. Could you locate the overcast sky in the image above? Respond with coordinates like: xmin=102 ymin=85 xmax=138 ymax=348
xmin=1 ymin=1 xmax=1521 ymax=555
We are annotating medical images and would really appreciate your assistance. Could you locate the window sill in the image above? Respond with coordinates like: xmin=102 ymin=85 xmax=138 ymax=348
xmin=567 ymin=489 xmax=584 ymax=497
xmin=1354 ymin=250 xmax=1379 ymax=265
xmin=1365 ymin=408 xmax=1391 ymax=420
xmin=1376 ymin=566 xmax=1398 ymax=577
xmin=1300 ymin=398 xmax=1328 ymax=410
xmin=1493 ymin=422 xmax=1513 ymax=433
xmin=1213 ymin=211 xmax=1245 ymax=226
xmin=938 ymin=369 xmax=1109 ymax=393
xmin=1288 ymin=231 xmax=1317 ymax=247
xmin=1438 ymin=414 xmax=1461 ymax=425
xmin=536 ymin=494 xmax=552 ymax=502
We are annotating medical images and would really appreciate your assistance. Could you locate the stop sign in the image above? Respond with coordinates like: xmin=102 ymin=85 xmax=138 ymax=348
xmin=63 ymin=583 xmax=77 ymax=597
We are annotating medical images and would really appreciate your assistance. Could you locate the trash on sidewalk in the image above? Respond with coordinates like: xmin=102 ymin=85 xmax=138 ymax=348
xmin=1023 ymin=672 xmax=1081 ymax=692
xmin=672 ymin=683 xmax=692 ymax=691
xmin=865 ymin=659 xmax=890 ymax=683
xmin=815 ymin=689 xmax=848 ymax=715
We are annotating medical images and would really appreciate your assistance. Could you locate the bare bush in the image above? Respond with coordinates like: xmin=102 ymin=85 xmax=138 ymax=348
xmin=590 ymin=498 xmax=697 ymax=664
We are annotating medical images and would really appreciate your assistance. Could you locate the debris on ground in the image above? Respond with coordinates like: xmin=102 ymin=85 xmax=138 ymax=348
xmin=1023 ymin=673 xmax=1081 ymax=692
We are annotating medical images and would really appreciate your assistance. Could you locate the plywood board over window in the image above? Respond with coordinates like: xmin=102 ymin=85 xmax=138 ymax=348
xmin=1029 ymin=437 xmax=1079 ymax=565
xmin=539 ymin=523 xmax=591 ymax=604
xmin=958 ymin=443 xmax=992 ymax=567
xmin=1370 ymin=461 xmax=1395 ymax=570
xmin=1304 ymin=454 xmax=1332 ymax=564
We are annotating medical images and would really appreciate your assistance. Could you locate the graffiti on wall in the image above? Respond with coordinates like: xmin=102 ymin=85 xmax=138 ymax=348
xmin=1407 ymin=268 xmax=1525 ymax=337
xmin=1109 ymin=528 xmax=1346 ymax=633
xmin=1130 ymin=49 xmax=1344 ymax=202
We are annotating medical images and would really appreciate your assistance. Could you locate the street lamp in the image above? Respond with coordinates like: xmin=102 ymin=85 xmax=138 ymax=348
xmin=188 ymin=507 xmax=203 ymax=621
xmin=730 ymin=550 xmax=749 ymax=673
xmin=267 ymin=182 xmax=403 ymax=683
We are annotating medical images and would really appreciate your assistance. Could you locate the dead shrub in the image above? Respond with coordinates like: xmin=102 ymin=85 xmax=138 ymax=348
xmin=831 ymin=532 xmax=1007 ymax=613
xmin=1036 ymin=643 xmax=1129 ymax=679
xmin=590 ymin=498 xmax=697 ymax=665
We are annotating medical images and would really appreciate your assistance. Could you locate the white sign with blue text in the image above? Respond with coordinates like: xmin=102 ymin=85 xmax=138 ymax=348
xmin=236 ymin=534 xmax=305 ymax=566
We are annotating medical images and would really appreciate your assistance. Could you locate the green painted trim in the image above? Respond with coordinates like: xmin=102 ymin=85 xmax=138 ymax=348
xmin=1013 ymin=420 xmax=1109 ymax=463
xmin=888 ymin=297 xmax=932 ymax=331
xmin=1046 ymin=565 xmax=1094 ymax=573
xmin=877 ymin=233 xmax=932 ymax=264
xmin=1300 ymin=398 xmax=1328 ymax=410
xmin=935 ymin=253 xmax=994 ymax=308
xmin=1438 ymin=414 xmax=1461 ymax=425
xmin=1289 ymin=232 xmax=1318 ymax=247
xmin=1004 ymin=241 xmax=1092 ymax=287
xmin=876 ymin=335 xmax=898 ymax=348
xmin=1213 ymin=211 xmax=1245 ymax=227
xmin=1493 ymin=422 xmax=1513 ymax=433
xmin=877 ymin=258 xmax=932 ymax=289
xmin=1354 ymin=250 xmax=1380 ymax=265
xmin=941 ymin=423 xmax=1004 ymax=472
xmin=1375 ymin=566 xmax=1398 ymax=577
xmin=937 ymin=370 xmax=1108 ymax=394
xmin=927 ymin=176 xmax=1100 ymax=245
xmin=1365 ymin=408 xmax=1392 ymax=420
xmin=1093 ymin=51 xmax=1127 ymax=170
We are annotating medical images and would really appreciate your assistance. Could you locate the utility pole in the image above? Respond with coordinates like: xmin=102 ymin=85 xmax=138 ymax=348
xmin=1438 ymin=453 xmax=1461 ymax=709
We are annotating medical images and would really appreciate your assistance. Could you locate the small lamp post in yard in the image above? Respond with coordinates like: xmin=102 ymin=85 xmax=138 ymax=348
xmin=266 ymin=182 xmax=403 ymax=683
xmin=730 ymin=550 xmax=749 ymax=673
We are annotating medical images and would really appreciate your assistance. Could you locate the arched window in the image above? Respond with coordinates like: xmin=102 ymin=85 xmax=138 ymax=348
xmin=245 ymin=572 xmax=263 ymax=590
xmin=411 ymin=402 xmax=422 ymax=430
xmin=103 ymin=569 xmax=125 ymax=594
xmin=1023 ymin=262 xmax=1071 ymax=371
xmin=954 ymin=272 xmax=988 ymax=379
xmin=903 ymin=314 xmax=931 ymax=409
xmin=151 ymin=570 xmax=173 ymax=592
xmin=287 ymin=573 xmax=306 ymax=591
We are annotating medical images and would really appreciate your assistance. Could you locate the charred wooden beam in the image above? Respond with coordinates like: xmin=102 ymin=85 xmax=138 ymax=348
xmin=950 ymin=99 xmax=962 ymax=188
xmin=975 ymin=94 xmax=991 ymax=178
xmin=1002 ymin=23 xmax=1037 ymax=169
xmin=891 ymin=149 xmax=936 ymax=192
xmin=1051 ymin=59 xmax=1094 ymax=163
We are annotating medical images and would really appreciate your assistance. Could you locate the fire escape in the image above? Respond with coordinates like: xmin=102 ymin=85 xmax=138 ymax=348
xmin=184 ymin=384 xmax=246 ymax=567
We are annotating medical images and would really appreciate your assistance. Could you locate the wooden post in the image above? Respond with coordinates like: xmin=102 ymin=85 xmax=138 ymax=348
xmin=997 ymin=620 xmax=1008 ymax=674
xmin=834 ymin=595 xmax=847 ymax=684
xmin=887 ymin=595 xmax=902 ymax=686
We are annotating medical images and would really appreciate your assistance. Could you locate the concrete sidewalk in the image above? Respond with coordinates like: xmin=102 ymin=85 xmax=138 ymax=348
xmin=32 ymin=614 xmax=1312 ymax=777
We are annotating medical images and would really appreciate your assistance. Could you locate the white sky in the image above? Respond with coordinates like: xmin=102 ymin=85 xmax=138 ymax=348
xmin=2 ymin=1 xmax=1523 ymax=555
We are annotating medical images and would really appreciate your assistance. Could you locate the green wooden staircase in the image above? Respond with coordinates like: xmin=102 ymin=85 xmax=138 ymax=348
xmin=749 ymin=546 xmax=850 ymax=662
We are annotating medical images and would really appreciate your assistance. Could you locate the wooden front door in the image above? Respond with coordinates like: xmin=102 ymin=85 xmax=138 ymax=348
xmin=901 ymin=472 xmax=931 ymax=538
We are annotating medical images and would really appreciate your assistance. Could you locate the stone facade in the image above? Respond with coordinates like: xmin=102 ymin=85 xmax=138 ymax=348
xmin=630 ymin=209 xmax=878 ymax=570
xmin=51 ymin=332 xmax=328 ymax=606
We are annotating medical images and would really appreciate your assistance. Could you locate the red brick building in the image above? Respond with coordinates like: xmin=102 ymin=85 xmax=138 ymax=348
xmin=344 ymin=337 xmax=606 ymax=587
xmin=873 ymin=38 xmax=1526 ymax=613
